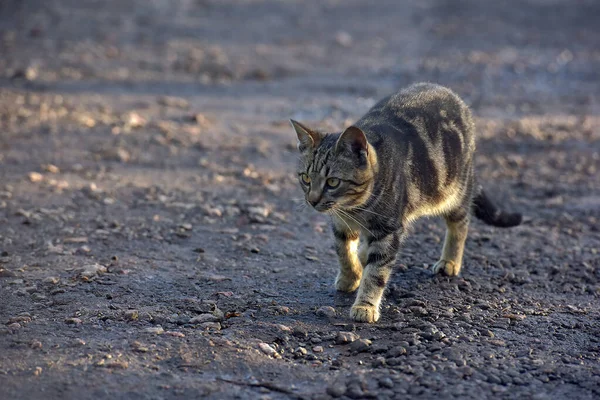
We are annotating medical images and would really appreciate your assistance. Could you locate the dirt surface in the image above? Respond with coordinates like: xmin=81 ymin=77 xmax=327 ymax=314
xmin=1 ymin=0 xmax=599 ymax=399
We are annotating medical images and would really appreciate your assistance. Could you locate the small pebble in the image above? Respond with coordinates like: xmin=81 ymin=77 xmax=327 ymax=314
xmin=7 ymin=322 xmax=22 ymax=331
xmin=31 ymin=293 xmax=46 ymax=301
xmin=326 ymin=381 xmax=347 ymax=398
xmin=386 ymin=357 xmax=404 ymax=366
xmin=483 ymin=330 xmax=495 ymax=338
xmin=275 ymin=324 xmax=292 ymax=332
xmin=131 ymin=341 xmax=149 ymax=353
xmin=379 ymin=377 xmax=394 ymax=389
xmin=104 ymin=360 xmax=129 ymax=369
xmin=336 ymin=331 xmax=359 ymax=344
xmin=28 ymin=172 xmax=43 ymax=183
xmin=369 ymin=344 xmax=389 ymax=354
xmin=144 ymin=326 xmax=164 ymax=335
xmin=258 ymin=342 xmax=281 ymax=358
xmin=272 ymin=306 xmax=290 ymax=315
xmin=335 ymin=31 xmax=353 ymax=47
xmin=43 ymin=276 xmax=60 ymax=285
xmin=312 ymin=346 xmax=324 ymax=353
xmin=387 ymin=346 xmax=407 ymax=358
xmin=409 ymin=306 xmax=428 ymax=316
xmin=8 ymin=315 xmax=31 ymax=324
xmin=164 ymin=331 xmax=185 ymax=338
xmin=350 ymin=339 xmax=372 ymax=353
xmin=372 ymin=357 xmax=386 ymax=368
xmin=126 ymin=112 xmax=146 ymax=128
xmin=345 ymin=383 xmax=364 ymax=399
xmin=44 ymin=164 xmax=60 ymax=174
xmin=292 ymin=326 xmax=308 ymax=339
xmin=199 ymin=322 xmax=221 ymax=331
xmin=79 ymin=264 xmax=107 ymax=279
xmin=316 ymin=306 xmax=336 ymax=318
xmin=0 ymin=268 xmax=15 ymax=277
xmin=190 ymin=314 xmax=218 ymax=324
xmin=124 ymin=310 xmax=139 ymax=321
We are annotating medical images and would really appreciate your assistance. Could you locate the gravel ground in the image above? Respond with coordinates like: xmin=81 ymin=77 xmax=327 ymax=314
xmin=0 ymin=0 xmax=599 ymax=399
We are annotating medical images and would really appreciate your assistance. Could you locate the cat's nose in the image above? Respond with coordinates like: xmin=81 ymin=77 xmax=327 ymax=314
xmin=307 ymin=193 xmax=321 ymax=207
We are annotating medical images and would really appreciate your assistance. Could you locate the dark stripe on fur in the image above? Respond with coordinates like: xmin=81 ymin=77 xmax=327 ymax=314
xmin=346 ymin=179 xmax=368 ymax=187
xmin=367 ymin=252 xmax=395 ymax=266
xmin=388 ymin=114 xmax=440 ymax=200
xmin=441 ymin=123 xmax=463 ymax=184
xmin=372 ymin=275 xmax=386 ymax=288
xmin=346 ymin=188 xmax=368 ymax=196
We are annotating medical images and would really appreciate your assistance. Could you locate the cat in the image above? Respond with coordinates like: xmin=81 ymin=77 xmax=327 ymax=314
xmin=291 ymin=82 xmax=522 ymax=323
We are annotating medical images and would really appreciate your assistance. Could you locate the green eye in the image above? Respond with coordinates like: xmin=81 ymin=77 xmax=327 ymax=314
xmin=300 ymin=173 xmax=311 ymax=185
xmin=326 ymin=177 xmax=340 ymax=188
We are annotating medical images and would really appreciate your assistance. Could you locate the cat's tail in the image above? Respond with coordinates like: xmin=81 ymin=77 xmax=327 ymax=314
xmin=471 ymin=185 xmax=522 ymax=228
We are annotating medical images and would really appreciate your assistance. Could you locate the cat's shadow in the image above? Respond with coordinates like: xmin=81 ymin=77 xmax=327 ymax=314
xmin=327 ymin=267 xmax=445 ymax=307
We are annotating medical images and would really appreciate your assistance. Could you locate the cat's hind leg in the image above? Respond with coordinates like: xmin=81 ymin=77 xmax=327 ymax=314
xmin=433 ymin=206 xmax=469 ymax=276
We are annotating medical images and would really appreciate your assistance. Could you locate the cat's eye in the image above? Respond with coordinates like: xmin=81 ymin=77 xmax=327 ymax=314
xmin=326 ymin=177 xmax=340 ymax=188
xmin=300 ymin=173 xmax=311 ymax=185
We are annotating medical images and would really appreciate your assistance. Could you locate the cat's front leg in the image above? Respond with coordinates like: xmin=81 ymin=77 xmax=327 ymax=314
xmin=332 ymin=223 xmax=362 ymax=293
xmin=351 ymin=231 xmax=401 ymax=323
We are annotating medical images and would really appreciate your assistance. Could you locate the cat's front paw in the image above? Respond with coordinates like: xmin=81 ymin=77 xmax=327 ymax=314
xmin=432 ymin=260 xmax=460 ymax=276
xmin=335 ymin=273 xmax=361 ymax=292
xmin=350 ymin=304 xmax=379 ymax=323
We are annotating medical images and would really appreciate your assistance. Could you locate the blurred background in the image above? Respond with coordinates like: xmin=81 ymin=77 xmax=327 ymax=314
xmin=1 ymin=0 xmax=598 ymax=192
xmin=1 ymin=0 xmax=599 ymax=181
xmin=0 ymin=1 xmax=599 ymax=399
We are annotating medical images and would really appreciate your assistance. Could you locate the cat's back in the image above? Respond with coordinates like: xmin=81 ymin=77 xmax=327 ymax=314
xmin=388 ymin=82 xmax=464 ymax=110
xmin=357 ymin=83 xmax=475 ymax=153
xmin=380 ymin=83 xmax=472 ymax=129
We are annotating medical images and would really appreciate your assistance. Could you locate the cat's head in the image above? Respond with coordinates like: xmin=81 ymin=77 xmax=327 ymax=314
xmin=291 ymin=119 xmax=376 ymax=213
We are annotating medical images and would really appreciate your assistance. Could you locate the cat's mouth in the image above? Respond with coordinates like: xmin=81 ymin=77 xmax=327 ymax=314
xmin=312 ymin=201 xmax=335 ymax=212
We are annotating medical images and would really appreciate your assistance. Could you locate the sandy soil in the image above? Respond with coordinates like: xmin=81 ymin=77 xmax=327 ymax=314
xmin=1 ymin=0 xmax=599 ymax=399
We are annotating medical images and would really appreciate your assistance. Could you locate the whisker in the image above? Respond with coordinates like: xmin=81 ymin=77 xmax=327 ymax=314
xmin=332 ymin=208 xmax=352 ymax=233
xmin=335 ymin=208 xmax=374 ymax=237
xmin=292 ymin=198 xmax=310 ymax=212
xmin=290 ymin=197 xmax=306 ymax=203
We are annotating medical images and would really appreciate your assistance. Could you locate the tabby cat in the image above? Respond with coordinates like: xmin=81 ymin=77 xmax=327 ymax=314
xmin=291 ymin=83 xmax=521 ymax=323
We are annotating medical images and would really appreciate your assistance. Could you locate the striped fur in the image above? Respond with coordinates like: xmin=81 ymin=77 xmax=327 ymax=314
xmin=292 ymin=83 xmax=522 ymax=323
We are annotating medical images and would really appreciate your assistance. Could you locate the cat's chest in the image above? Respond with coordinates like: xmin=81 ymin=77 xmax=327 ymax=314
xmin=331 ymin=212 xmax=370 ymax=235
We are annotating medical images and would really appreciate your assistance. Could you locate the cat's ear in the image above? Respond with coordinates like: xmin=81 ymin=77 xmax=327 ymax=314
xmin=335 ymin=126 xmax=368 ymax=157
xmin=290 ymin=119 xmax=321 ymax=151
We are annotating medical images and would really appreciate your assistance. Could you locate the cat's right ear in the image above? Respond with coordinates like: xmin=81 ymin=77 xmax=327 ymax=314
xmin=290 ymin=119 xmax=321 ymax=152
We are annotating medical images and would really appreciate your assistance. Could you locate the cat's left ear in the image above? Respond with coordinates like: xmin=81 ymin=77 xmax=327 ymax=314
xmin=335 ymin=126 xmax=368 ymax=157
xmin=290 ymin=119 xmax=321 ymax=152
